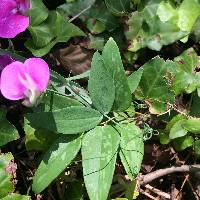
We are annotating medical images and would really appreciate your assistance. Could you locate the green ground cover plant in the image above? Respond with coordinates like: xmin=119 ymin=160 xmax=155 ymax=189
xmin=0 ymin=0 xmax=200 ymax=199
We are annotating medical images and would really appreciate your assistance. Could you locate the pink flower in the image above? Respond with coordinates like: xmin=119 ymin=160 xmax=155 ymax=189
xmin=0 ymin=0 xmax=30 ymax=38
xmin=0 ymin=58 xmax=50 ymax=107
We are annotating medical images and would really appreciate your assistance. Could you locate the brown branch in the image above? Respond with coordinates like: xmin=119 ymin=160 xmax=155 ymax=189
xmin=175 ymin=174 xmax=189 ymax=199
xmin=140 ymin=189 xmax=157 ymax=200
xmin=139 ymin=165 xmax=200 ymax=185
xmin=68 ymin=5 xmax=91 ymax=22
xmin=187 ymin=178 xmax=200 ymax=200
xmin=145 ymin=184 xmax=171 ymax=199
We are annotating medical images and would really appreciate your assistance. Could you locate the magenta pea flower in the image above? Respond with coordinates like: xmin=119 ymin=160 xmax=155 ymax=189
xmin=0 ymin=0 xmax=30 ymax=38
xmin=0 ymin=58 xmax=50 ymax=107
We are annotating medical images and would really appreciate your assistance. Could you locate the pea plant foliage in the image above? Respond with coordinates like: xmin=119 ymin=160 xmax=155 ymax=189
xmin=0 ymin=0 xmax=200 ymax=199
xmin=26 ymin=38 xmax=144 ymax=199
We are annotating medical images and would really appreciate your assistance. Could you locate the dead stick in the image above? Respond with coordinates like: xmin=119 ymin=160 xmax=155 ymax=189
xmin=68 ymin=5 xmax=91 ymax=23
xmin=139 ymin=165 xmax=200 ymax=185
xmin=176 ymin=174 xmax=188 ymax=199
xmin=140 ymin=189 xmax=157 ymax=200
xmin=187 ymin=178 xmax=200 ymax=200
xmin=145 ymin=184 xmax=170 ymax=199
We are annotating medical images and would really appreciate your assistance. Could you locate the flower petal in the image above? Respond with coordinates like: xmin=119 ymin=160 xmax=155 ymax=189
xmin=0 ymin=13 xmax=29 ymax=38
xmin=17 ymin=0 xmax=30 ymax=15
xmin=0 ymin=0 xmax=16 ymax=19
xmin=0 ymin=61 xmax=26 ymax=100
xmin=24 ymin=58 xmax=50 ymax=92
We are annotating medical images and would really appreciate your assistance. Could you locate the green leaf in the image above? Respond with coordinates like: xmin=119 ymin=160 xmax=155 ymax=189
xmin=105 ymin=0 xmax=131 ymax=15
xmin=147 ymin=100 xmax=168 ymax=114
xmin=160 ymin=133 xmax=170 ymax=145
xmin=136 ymin=57 xmax=174 ymax=112
xmin=50 ymin=70 xmax=67 ymax=90
xmin=192 ymin=16 xmax=200 ymax=42
xmin=25 ymin=39 xmax=58 ymax=57
xmin=25 ymin=92 xmax=82 ymax=151
xmin=82 ymin=125 xmax=120 ymax=200
xmin=88 ymin=52 xmax=115 ymax=114
xmin=86 ymin=19 xmax=106 ymax=34
xmin=28 ymin=25 xmax=54 ymax=48
xmin=29 ymin=0 xmax=49 ymax=26
xmin=156 ymin=0 xmax=200 ymax=42
xmin=58 ymin=0 xmax=95 ymax=17
xmin=169 ymin=120 xmax=188 ymax=139
xmin=172 ymin=72 xmax=197 ymax=95
xmin=0 ymin=153 xmax=14 ymax=198
xmin=0 ymin=120 xmax=19 ymax=147
xmin=0 ymin=108 xmax=6 ymax=120
xmin=24 ymin=123 xmax=58 ymax=152
xmin=166 ymin=114 xmax=187 ymax=132
xmin=157 ymin=1 xmax=178 ymax=23
xmin=173 ymin=135 xmax=194 ymax=151
xmin=25 ymin=106 xmax=103 ymax=134
xmin=32 ymin=135 xmax=82 ymax=193
xmin=127 ymin=3 xmax=188 ymax=52
xmin=190 ymin=92 xmax=200 ymax=117
xmin=88 ymin=35 xmax=105 ymax=51
xmin=40 ymin=91 xmax=82 ymax=112
xmin=193 ymin=140 xmax=200 ymax=157
xmin=66 ymin=0 xmax=76 ymax=3
xmin=135 ymin=58 xmax=176 ymax=114
xmin=174 ymin=48 xmax=198 ymax=74
xmin=178 ymin=0 xmax=200 ymax=34
xmin=49 ymin=11 xmax=85 ymax=40
xmin=26 ymin=11 xmax=85 ymax=57
xmin=1 ymin=194 xmax=31 ymax=200
xmin=67 ymin=70 xmax=90 ymax=81
xmin=66 ymin=81 xmax=92 ymax=106
xmin=89 ymin=4 xmax=119 ymax=32
xmin=128 ymin=67 xmax=143 ymax=93
xmin=125 ymin=180 xmax=139 ymax=200
xmin=182 ymin=118 xmax=200 ymax=134
xmin=117 ymin=124 xmax=144 ymax=179
xmin=126 ymin=11 xmax=143 ymax=40
xmin=102 ymin=38 xmax=132 ymax=111
xmin=172 ymin=50 xmax=200 ymax=95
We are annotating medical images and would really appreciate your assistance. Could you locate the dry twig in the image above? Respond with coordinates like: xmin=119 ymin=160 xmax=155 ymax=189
xmin=187 ymin=178 xmax=200 ymax=200
xmin=139 ymin=165 xmax=200 ymax=185
xmin=145 ymin=184 xmax=170 ymax=199
xmin=140 ymin=188 xmax=157 ymax=200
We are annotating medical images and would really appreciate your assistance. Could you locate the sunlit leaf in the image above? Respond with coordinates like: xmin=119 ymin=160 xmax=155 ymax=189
xmin=128 ymin=67 xmax=143 ymax=93
xmin=32 ymin=135 xmax=82 ymax=193
xmin=0 ymin=153 xmax=15 ymax=198
xmin=173 ymin=135 xmax=194 ymax=151
xmin=102 ymin=38 xmax=132 ymax=111
xmin=182 ymin=118 xmax=200 ymax=134
xmin=136 ymin=57 xmax=175 ymax=113
xmin=29 ymin=0 xmax=49 ymax=26
xmin=117 ymin=123 xmax=144 ymax=179
xmin=1 ymin=194 xmax=31 ymax=200
xmin=169 ymin=120 xmax=188 ymax=139
xmin=82 ymin=126 xmax=120 ymax=200
xmin=88 ymin=52 xmax=115 ymax=114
